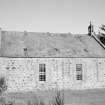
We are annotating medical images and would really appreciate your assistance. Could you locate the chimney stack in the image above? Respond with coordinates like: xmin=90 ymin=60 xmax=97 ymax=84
xmin=88 ymin=21 xmax=94 ymax=36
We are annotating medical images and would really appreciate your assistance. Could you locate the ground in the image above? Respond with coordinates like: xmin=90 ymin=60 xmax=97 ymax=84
xmin=1 ymin=88 xmax=105 ymax=105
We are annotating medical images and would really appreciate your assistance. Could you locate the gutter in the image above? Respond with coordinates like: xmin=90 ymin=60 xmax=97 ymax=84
xmin=92 ymin=33 xmax=105 ymax=50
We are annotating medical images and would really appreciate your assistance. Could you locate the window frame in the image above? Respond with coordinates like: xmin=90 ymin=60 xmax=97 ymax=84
xmin=76 ymin=64 xmax=82 ymax=80
xmin=39 ymin=64 xmax=46 ymax=81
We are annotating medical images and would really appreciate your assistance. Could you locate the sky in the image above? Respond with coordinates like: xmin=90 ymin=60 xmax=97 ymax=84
xmin=0 ymin=0 xmax=105 ymax=34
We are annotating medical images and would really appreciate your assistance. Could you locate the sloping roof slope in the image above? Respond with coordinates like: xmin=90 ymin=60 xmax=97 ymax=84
xmin=1 ymin=31 xmax=105 ymax=57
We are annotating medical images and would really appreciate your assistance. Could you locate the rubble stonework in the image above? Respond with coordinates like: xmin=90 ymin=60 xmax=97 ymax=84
xmin=0 ymin=58 xmax=105 ymax=92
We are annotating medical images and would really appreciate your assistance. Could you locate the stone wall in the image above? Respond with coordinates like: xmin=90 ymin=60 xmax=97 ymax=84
xmin=0 ymin=58 xmax=105 ymax=92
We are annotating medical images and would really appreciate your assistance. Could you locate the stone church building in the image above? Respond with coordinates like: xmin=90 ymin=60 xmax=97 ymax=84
xmin=0 ymin=23 xmax=105 ymax=92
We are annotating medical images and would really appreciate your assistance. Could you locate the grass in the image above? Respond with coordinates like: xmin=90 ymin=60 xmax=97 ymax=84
xmin=1 ymin=89 xmax=105 ymax=105
xmin=0 ymin=90 xmax=64 ymax=105
xmin=52 ymin=91 xmax=64 ymax=105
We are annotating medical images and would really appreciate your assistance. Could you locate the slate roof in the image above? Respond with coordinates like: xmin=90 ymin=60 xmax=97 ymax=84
xmin=1 ymin=31 xmax=105 ymax=57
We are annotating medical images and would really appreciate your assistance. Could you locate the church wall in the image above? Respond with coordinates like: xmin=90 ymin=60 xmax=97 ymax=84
xmin=0 ymin=58 xmax=105 ymax=92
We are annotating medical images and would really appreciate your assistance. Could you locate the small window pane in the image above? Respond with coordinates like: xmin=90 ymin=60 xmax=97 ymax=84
xmin=76 ymin=64 xmax=82 ymax=71
xmin=76 ymin=75 xmax=82 ymax=80
xmin=39 ymin=75 xmax=46 ymax=81
xmin=39 ymin=64 xmax=46 ymax=72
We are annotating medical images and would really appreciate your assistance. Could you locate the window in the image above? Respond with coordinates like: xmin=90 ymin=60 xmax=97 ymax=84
xmin=76 ymin=64 xmax=82 ymax=80
xmin=39 ymin=64 xmax=46 ymax=81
